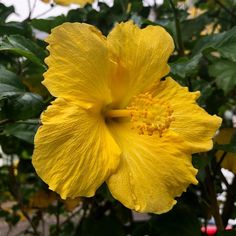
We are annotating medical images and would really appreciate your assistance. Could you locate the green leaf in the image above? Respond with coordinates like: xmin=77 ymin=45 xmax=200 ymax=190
xmin=215 ymin=133 xmax=236 ymax=154
xmin=216 ymin=230 xmax=236 ymax=236
xmin=22 ymin=64 xmax=49 ymax=97
xmin=0 ymin=66 xmax=25 ymax=95
xmin=3 ymin=92 xmax=43 ymax=121
xmin=181 ymin=14 xmax=211 ymax=42
xmin=3 ymin=119 xmax=39 ymax=144
xmin=193 ymin=26 xmax=236 ymax=61
xmin=0 ymin=21 xmax=32 ymax=37
xmin=78 ymin=216 xmax=125 ymax=236
xmin=0 ymin=67 xmax=44 ymax=121
xmin=208 ymin=59 xmax=236 ymax=93
xmin=215 ymin=143 xmax=236 ymax=154
xmin=0 ymin=35 xmax=47 ymax=68
xmin=0 ymin=3 xmax=14 ymax=23
xmin=31 ymin=15 xmax=66 ymax=33
xmin=192 ymin=153 xmax=212 ymax=170
xmin=150 ymin=204 xmax=201 ymax=236
xmin=170 ymin=54 xmax=202 ymax=78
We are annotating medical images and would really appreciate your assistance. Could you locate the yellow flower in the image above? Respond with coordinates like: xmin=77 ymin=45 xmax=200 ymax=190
xmin=41 ymin=0 xmax=94 ymax=6
xmin=215 ymin=128 xmax=236 ymax=174
xmin=32 ymin=22 xmax=222 ymax=214
xmin=200 ymin=23 xmax=221 ymax=36
xmin=187 ymin=6 xmax=206 ymax=19
xmin=54 ymin=0 xmax=94 ymax=5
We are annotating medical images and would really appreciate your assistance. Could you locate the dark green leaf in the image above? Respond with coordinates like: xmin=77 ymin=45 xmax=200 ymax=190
xmin=0 ymin=35 xmax=47 ymax=68
xmin=150 ymin=204 xmax=201 ymax=236
xmin=181 ymin=14 xmax=211 ymax=42
xmin=0 ymin=21 xmax=32 ymax=37
xmin=193 ymin=26 xmax=236 ymax=61
xmin=0 ymin=66 xmax=25 ymax=95
xmin=214 ymin=144 xmax=236 ymax=154
xmin=192 ymin=153 xmax=212 ymax=170
xmin=78 ymin=216 xmax=125 ymax=236
xmin=215 ymin=133 xmax=236 ymax=154
xmin=216 ymin=230 xmax=236 ymax=236
xmin=3 ymin=119 xmax=39 ymax=144
xmin=3 ymin=92 xmax=43 ymax=120
xmin=31 ymin=15 xmax=66 ymax=33
xmin=0 ymin=3 xmax=14 ymax=23
xmin=209 ymin=59 xmax=236 ymax=93
xmin=171 ymin=54 xmax=202 ymax=78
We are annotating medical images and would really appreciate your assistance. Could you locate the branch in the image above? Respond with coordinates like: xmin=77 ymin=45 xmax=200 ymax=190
xmin=168 ymin=0 xmax=185 ymax=56
xmin=222 ymin=176 xmax=236 ymax=227
xmin=34 ymin=4 xmax=56 ymax=19
xmin=205 ymin=165 xmax=224 ymax=231
xmin=8 ymin=160 xmax=39 ymax=235
xmin=215 ymin=0 xmax=236 ymax=19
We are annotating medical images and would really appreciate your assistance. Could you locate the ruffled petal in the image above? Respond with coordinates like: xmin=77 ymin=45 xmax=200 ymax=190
xmin=154 ymin=77 xmax=222 ymax=153
xmin=107 ymin=21 xmax=174 ymax=107
xmin=107 ymin=122 xmax=197 ymax=214
xmin=215 ymin=128 xmax=236 ymax=174
xmin=32 ymin=98 xmax=121 ymax=199
xmin=44 ymin=23 xmax=113 ymax=108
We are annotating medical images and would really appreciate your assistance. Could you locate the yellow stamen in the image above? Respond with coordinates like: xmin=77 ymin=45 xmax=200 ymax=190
xmin=106 ymin=93 xmax=174 ymax=136
xmin=128 ymin=93 xmax=174 ymax=136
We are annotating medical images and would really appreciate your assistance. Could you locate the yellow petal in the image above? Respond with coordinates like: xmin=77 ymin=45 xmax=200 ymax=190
xmin=153 ymin=77 xmax=222 ymax=152
xmin=107 ymin=21 xmax=174 ymax=107
xmin=32 ymin=98 xmax=121 ymax=199
xmin=54 ymin=0 xmax=94 ymax=6
xmin=107 ymin=122 xmax=197 ymax=214
xmin=215 ymin=128 xmax=236 ymax=174
xmin=44 ymin=23 xmax=113 ymax=108
xmin=41 ymin=0 xmax=50 ymax=3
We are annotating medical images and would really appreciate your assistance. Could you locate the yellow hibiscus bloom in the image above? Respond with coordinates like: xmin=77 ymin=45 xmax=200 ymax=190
xmin=41 ymin=0 xmax=94 ymax=6
xmin=54 ymin=0 xmax=94 ymax=5
xmin=215 ymin=128 xmax=236 ymax=174
xmin=32 ymin=22 xmax=222 ymax=214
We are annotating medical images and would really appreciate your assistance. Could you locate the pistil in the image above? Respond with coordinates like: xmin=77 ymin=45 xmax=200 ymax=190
xmin=106 ymin=109 xmax=131 ymax=118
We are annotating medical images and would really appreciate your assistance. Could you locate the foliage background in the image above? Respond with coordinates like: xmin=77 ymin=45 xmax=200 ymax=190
xmin=0 ymin=0 xmax=236 ymax=235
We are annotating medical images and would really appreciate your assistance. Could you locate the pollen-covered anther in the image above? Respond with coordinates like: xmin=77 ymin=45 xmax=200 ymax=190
xmin=127 ymin=93 xmax=174 ymax=136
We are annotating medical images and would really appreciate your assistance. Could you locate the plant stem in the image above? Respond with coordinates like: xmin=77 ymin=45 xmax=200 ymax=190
xmin=222 ymin=176 xmax=236 ymax=227
xmin=34 ymin=4 xmax=56 ymax=19
xmin=217 ymin=152 xmax=227 ymax=167
xmin=61 ymin=207 xmax=82 ymax=227
xmin=0 ymin=119 xmax=11 ymax=125
xmin=215 ymin=0 xmax=236 ymax=18
xmin=56 ymin=200 xmax=60 ymax=236
xmin=205 ymin=165 xmax=224 ymax=231
xmin=168 ymin=0 xmax=185 ymax=56
xmin=8 ymin=158 xmax=39 ymax=235
xmin=27 ymin=0 xmax=32 ymax=19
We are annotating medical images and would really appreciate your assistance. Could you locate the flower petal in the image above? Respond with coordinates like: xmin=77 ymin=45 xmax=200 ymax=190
xmin=107 ymin=122 xmax=197 ymax=214
xmin=54 ymin=0 xmax=94 ymax=6
xmin=154 ymin=77 xmax=222 ymax=152
xmin=32 ymin=98 xmax=121 ymax=199
xmin=44 ymin=23 xmax=113 ymax=107
xmin=107 ymin=21 xmax=174 ymax=107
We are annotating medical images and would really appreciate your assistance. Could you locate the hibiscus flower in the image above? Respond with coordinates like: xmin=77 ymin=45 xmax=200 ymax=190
xmin=32 ymin=21 xmax=222 ymax=213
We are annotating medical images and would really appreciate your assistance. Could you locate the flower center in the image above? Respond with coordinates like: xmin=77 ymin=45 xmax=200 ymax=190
xmin=106 ymin=93 xmax=174 ymax=136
